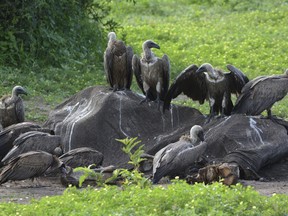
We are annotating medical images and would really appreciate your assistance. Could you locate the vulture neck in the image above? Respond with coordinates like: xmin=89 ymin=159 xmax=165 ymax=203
xmin=142 ymin=45 xmax=155 ymax=62
xmin=204 ymin=70 xmax=224 ymax=83
xmin=108 ymin=34 xmax=116 ymax=46
xmin=4 ymin=91 xmax=19 ymax=107
xmin=180 ymin=132 xmax=201 ymax=143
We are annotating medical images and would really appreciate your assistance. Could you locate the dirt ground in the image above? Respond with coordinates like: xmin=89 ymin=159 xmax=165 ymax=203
xmin=1 ymin=159 xmax=288 ymax=204
xmin=0 ymin=97 xmax=288 ymax=204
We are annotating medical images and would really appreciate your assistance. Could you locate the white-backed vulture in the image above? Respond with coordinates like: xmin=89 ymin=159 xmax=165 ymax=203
xmin=0 ymin=86 xmax=27 ymax=128
xmin=152 ymin=125 xmax=207 ymax=184
xmin=0 ymin=151 xmax=64 ymax=185
xmin=1 ymin=131 xmax=63 ymax=164
xmin=132 ymin=40 xmax=170 ymax=107
xmin=163 ymin=63 xmax=249 ymax=119
xmin=104 ymin=32 xmax=133 ymax=91
xmin=232 ymin=69 xmax=288 ymax=117
xmin=59 ymin=147 xmax=104 ymax=168
xmin=0 ymin=122 xmax=53 ymax=162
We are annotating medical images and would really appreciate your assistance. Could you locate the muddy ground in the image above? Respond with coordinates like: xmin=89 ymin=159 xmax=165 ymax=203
xmin=0 ymin=97 xmax=288 ymax=204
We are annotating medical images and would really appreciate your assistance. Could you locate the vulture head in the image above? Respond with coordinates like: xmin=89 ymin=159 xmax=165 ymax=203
xmin=190 ymin=125 xmax=205 ymax=142
xmin=143 ymin=40 xmax=160 ymax=50
xmin=13 ymin=86 xmax=27 ymax=97
xmin=107 ymin=32 xmax=117 ymax=42
xmin=45 ymin=155 xmax=64 ymax=174
xmin=196 ymin=63 xmax=219 ymax=79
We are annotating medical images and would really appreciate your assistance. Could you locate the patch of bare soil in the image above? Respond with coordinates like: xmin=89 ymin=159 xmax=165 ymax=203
xmin=0 ymin=177 xmax=65 ymax=204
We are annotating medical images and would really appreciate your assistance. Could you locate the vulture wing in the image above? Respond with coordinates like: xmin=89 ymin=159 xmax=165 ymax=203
xmin=225 ymin=64 xmax=249 ymax=95
xmin=0 ymin=151 xmax=53 ymax=184
xmin=163 ymin=64 xmax=207 ymax=111
xmin=160 ymin=54 xmax=170 ymax=100
xmin=153 ymin=140 xmax=193 ymax=183
xmin=103 ymin=46 xmax=114 ymax=87
xmin=132 ymin=54 xmax=145 ymax=95
xmin=233 ymin=75 xmax=288 ymax=115
xmin=126 ymin=46 xmax=134 ymax=89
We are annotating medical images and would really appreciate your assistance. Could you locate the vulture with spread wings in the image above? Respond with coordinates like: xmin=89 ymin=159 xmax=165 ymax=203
xmin=163 ymin=63 xmax=249 ymax=118
xmin=132 ymin=40 xmax=170 ymax=107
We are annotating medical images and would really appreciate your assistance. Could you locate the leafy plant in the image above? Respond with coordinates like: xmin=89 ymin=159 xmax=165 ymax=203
xmin=105 ymin=137 xmax=151 ymax=188
xmin=73 ymin=165 xmax=105 ymax=187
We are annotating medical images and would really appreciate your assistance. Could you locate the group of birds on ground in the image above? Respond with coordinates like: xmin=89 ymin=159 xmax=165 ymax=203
xmin=104 ymin=31 xmax=288 ymax=120
xmin=0 ymin=121 xmax=104 ymax=186
xmin=0 ymin=31 xmax=287 ymax=186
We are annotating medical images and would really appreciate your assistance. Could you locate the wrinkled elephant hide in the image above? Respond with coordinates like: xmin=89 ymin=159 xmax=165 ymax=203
xmin=44 ymin=86 xmax=205 ymax=168
xmin=202 ymin=115 xmax=288 ymax=180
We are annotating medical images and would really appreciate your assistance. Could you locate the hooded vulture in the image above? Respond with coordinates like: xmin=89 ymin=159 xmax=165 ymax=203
xmin=232 ymin=69 xmax=288 ymax=117
xmin=152 ymin=125 xmax=207 ymax=184
xmin=104 ymin=32 xmax=133 ymax=91
xmin=0 ymin=86 xmax=27 ymax=128
xmin=132 ymin=40 xmax=170 ymax=106
xmin=163 ymin=63 xmax=249 ymax=119
xmin=0 ymin=151 xmax=64 ymax=185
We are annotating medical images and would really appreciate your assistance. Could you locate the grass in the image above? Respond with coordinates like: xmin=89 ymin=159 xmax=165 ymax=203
xmin=1 ymin=0 xmax=287 ymax=122
xmin=0 ymin=181 xmax=287 ymax=215
xmin=110 ymin=0 xmax=288 ymax=119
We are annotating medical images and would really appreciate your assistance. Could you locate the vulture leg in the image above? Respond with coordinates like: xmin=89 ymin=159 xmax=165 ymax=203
xmin=206 ymin=97 xmax=217 ymax=122
xmin=112 ymin=84 xmax=119 ymax=92
xmin=140 ymin=82 xmax=151 ymax=104
xmin=267 ymin=109 xmax=272 ymax=118
xmin=155 ymin=81 xmax=163 ymax=110
xmin=155 ymin=94 xmax=161 ymax=111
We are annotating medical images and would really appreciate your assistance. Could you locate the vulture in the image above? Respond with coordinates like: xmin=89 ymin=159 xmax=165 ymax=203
xmin=132 ymin=40 xmax=170 ymax=107
xmin=59 ymin=147 xmax=104 ymax=168
xmin=163 ymin=63 xmax=249 ymax=119
xmin=104 ymin=32 xmax=133 ymax=91
xmin=152 ymin=125 xmax=207 ymax=184
xmin=0 ymin=122 xmax=54 ymax=162
xmin=1 ymin=131 xmax=63 ymax=164
xmin=0 ymin=151 xmax=64 ymax=185
xmin=0 ymin=86 xmax=28 ymax=128
xmin=232 ymin=69 xmax=288 ymax=117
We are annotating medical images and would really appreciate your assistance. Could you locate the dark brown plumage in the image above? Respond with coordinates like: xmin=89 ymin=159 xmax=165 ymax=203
xmin=152 ymin=125 xmax=207 ymax=184
xmin=0 ymin=122 xmax=53 ymax=162
xmin=232 ymin=69 xmax=288 ymax=117
xmin=0 ymin=86 xmax=27 ymax=128
xmin=104 ymin=32 xmax=133 ymax=91
xmin=59 ymin=147 xmax=104 ymax=168
xmin=0 ymin=151 xmax=63 ymax=185
xmin=132 ymin=40 xmax=170 ymax=106
xmin=1 ymin=131 xmax=63 ymax=164
xmin=163 ymin=63 xmax=249 ymax=118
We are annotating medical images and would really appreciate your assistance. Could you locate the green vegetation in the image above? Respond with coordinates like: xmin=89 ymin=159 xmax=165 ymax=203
xmin=0 ymin=182 xmax=288 ymax=215
xmin=1 ymin=0 xmax=288 ymax=122
xmin=110 ymin=0 xmax=288 ymax=118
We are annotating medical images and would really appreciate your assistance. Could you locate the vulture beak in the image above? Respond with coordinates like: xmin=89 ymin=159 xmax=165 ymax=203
xmin=198 ymin=131 xmax=205 ymax=142
xmin=151 ymin=42 xmax=160 ymax=49
xmin=15 ymin=87 xmax=28 ymax=96
xmin=196 ymin=66 xmax=206 ymax=74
